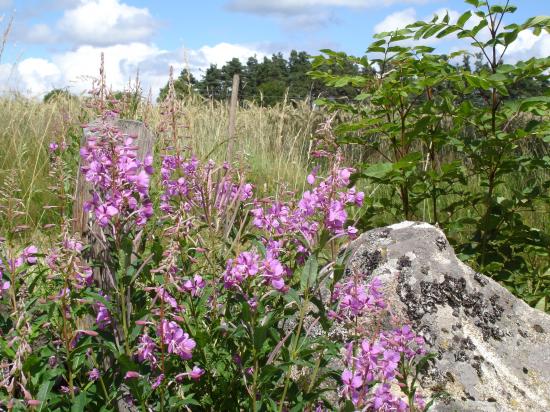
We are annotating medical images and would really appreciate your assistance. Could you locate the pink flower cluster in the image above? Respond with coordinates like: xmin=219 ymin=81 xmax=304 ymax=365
xmin=219 ymin=166 xmax=364 ymax=295
xmin=0 ymin=245 xmax=39 ymax=296
xmin=341 ymin=327 xmax=426 ymax=410
xmin=329 ymin=277 xmax=386 ymax=321
xmin=46 ymin=238 xmax=93 ymax=291
xmin=160 ymin=154 xmax=253 ymax=224
xmin=80 ymin=113 xmax=154 ymax=228
xmin=0 ymin=258 xmax=10 ymax=296
xmin=134 ymin=320 xmax=202 ymax=385
xmin=252 ymin=166 xmax=363 ymax=243
xmin=159 ymin=320 xmax=196 ymax=360
xmin=94 ymin=292 xmax=111 ymax=330
xmin=223 ymin=251 xmax=288 ymax=292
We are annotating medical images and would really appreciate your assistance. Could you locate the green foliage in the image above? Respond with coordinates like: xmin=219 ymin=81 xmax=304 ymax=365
xmin=158 ymin=50 xmax=362 ymax=106
xmin=310 ymin=0 xmax=550 ymax=309
xmin=157 ymin=69 xmax=198 ymax=101
xmin=43 ymin=88 xmax=73 ymax=103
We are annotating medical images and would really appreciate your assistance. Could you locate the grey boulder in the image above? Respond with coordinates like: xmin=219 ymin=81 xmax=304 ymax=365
xmin=342 ymin=221 xmax=550 ymax=412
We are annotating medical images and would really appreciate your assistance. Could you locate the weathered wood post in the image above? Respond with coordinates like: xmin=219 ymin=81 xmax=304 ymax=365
xmin=72 ymin=117 xmax=155 ymax=411
xmin=72 ymin=119 xmax=155 ymax=236
xmin=73 ymin=117 xmax=155 ymax=290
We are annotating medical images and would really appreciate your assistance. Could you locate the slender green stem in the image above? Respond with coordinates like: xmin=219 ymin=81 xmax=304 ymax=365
xmin=278 ymin=294 xmax=308 ymax=412
xmin=120 ymin=284 xmax=131 ymax=356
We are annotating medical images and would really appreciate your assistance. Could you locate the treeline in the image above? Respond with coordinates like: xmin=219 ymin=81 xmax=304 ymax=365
xmin=158 ymin=49 xmax=548 ymax=106
xmin=158 ymin=50 xmax=362 ymax=106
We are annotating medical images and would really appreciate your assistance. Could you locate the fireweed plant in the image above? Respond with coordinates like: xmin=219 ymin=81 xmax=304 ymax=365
xmin=0 ymin=104 xmax=437 ymax=410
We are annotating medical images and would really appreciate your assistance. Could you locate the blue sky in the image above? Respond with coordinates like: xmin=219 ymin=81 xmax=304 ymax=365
xmin=0 ymin=0 xmax=548 ymax=96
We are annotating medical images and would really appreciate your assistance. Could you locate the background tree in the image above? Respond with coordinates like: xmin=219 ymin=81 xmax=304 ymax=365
xmin=158 ymin=69 xmax=197 ymax=101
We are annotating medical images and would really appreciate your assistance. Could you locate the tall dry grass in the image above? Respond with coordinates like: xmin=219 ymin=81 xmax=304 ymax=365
xmin=0 ymin=93 xmax=548 ymax=239
xmin=0 ymin=94 xmax=325 ymax=234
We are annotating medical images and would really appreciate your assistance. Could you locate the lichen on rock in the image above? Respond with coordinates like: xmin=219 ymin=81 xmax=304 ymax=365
xmin=342 ymin=221 xmax=550 ymax=412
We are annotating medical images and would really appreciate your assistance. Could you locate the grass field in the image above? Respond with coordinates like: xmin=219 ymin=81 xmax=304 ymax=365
xmin=0 ymin=93 xmax=548 ymax=243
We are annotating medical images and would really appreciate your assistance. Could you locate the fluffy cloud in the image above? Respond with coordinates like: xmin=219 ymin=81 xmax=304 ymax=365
xmin=17 ymin=58 xmax=62 ymax=92
xmin=374 ymin=7 xmax=460 ymax=33
xmin=373 ymin=8 xmax=417 ymax=33
xmin=24 ymin=23 xmax=58 ymax=43
xmin=227 ymin=0 xmax=431 ymax=29
xmin=189 ymin=42 xmax=268 ymax=69
xmin=15 ymin=0 xmax=156 ymax=46
xmin=497 ymin=30 xmax=550 ymax=63
xmin=227 ymin=0 xmax=430 ymax=16
xmin=57 ymin=0 xmax=156 ymax=46
xmin=0 ymin=41 xmax=268 ymax=97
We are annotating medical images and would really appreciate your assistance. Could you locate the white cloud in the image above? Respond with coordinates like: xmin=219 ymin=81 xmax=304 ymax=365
xmin=0 ymin=0 xmax=12 ymax=9
xmin=374 ymin=8 xmax=460 ymax=34
xmin=373 ymin=8 xmax=417 ymax=33
xmin=56 ymin=0 xmax=156 ymax=46
xmin=227 ymin=0 xmax=430 ymax=16
xmin=227 ymin=0 xmax=431 ymax=30
xmin=0 ymin=41 xmax=269 ymax=98
xmin=12 ymin=0 xmax=156 ymax=46
xmin=497 ymin=29 xmax=550 ymax=63
xmin=17 ymin=58 xmax=62 ymax=92
xmin=24 ymin=23 xmax=57 ymax=43
xmin=189 ymin=42 xmax=268 ymax=69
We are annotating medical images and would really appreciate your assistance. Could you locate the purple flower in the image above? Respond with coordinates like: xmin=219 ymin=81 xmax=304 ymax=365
xmin=151 ymin=374 xmax=164 ymax=389
xmin=87 ymin=368 xmax=100 ymax=381
xmin=381 ymin=350 xmax=400 ymax=379
xmin=159 ymin=320 xmax=196 ymax=360
xmin=332 ymin=276 xmax=386 ymax=321
xmin=189 ymin=366 xmax=204 ymax=380
xmin=95 ymin=204 xmax=118 ymax=227
xmin=0 ymin=264 xmax=9 ymax=296
xmin=341 ymin=369 xmax=362 ymax=390
xmin=261 ymin=256 xmax=286 ymax=291
xmin=60 ymin=385 xmax=79 ymax=394
xmin=181 ymin=275 xmax=205 ymax=296
xmin=155 ymin=287 xmax=179 ymax=310
xmin=223 ymin=251 xmax=260 ymax=289
xmin=21 ymin=245 xmax=39 ymax=266
xmin=326 ymin=200 xmax=347 ymax=233
xmin=136 ymin=334 xmax=157 ymax=366
xmin=124 ymin=371 xmax=140 ymax=380
xmin=341 ymin=369 xmax=363 ymax=405
xmin=144 ymin=154 xmax=154 ymax=175
xmin=80 ymin=116 xmax=154 ymax=229
xmin=94 ymin=294 xmax=111 ymax=330
xmin=76 ymin=267 xmax=93 ymax=288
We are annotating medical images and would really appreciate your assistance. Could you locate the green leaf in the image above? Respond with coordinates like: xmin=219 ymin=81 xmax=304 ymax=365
xmin=300 ymin=254 xmax=319 ymax=291
xmin=437 ymin=26 xmax=460 ymax=38
xmin=36 ymin=381 xmax=55 ymax=412
xmin=504 ymin=30 xmax=519 ymax=46
xmin=457 ymin=11 xmax=472 ymax=28
xmin=521 ymin=16 xmax=550 ymax=31
xmin=71 ymin=392 xmax=88 ymax=412
xmin=535 ymin=296 xmax=547 ymax=312
xmin=363 ymin=162 xmax=393 ymax=179
xmin=471 ymin=19 xmax=488 ymax=36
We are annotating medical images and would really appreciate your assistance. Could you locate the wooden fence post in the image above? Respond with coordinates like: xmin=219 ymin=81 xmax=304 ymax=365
xmin=72 ymin=118 xmax=155 ymax=411
xmin=227 ymin=73 xmax=240 ymax=161
xmin=73 ymin=119 xmax=155 ymax=235
xmin=72 ymin=118 xmax=155 ymax=290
